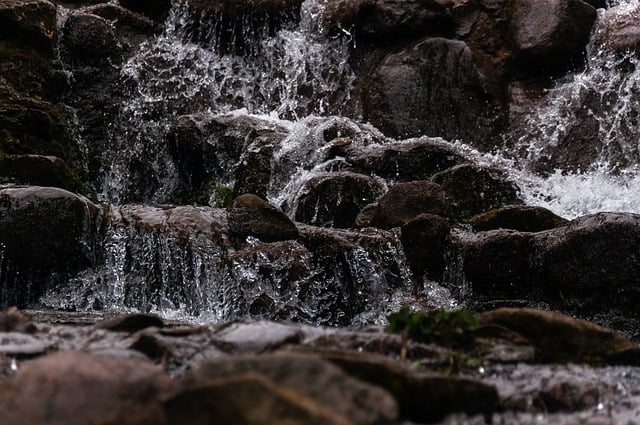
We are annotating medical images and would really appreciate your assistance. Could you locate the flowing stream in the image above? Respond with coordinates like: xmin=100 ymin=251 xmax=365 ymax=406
xmin=43 ymin=0 xmax=640 ymax=323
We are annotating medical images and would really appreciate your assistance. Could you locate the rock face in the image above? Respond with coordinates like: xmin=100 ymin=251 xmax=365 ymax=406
xmin=0 ymin=186 xmax=99 ymax=307
xmin=0 ymin=0 xmax=57 ymax=53
xmin=400 ymin=214 xmax=451 ymax=281
xmin=365 ymin=37 xmax=506 ymax=147
xmin=371 ymin=181 xmax=447 ymax=229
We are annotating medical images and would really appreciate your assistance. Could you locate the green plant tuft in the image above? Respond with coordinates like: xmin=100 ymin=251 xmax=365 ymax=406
xmin=385 ymin=307 xmax=478 ymax=348
xmin=210 ymin=185 xmax=235 ymax=208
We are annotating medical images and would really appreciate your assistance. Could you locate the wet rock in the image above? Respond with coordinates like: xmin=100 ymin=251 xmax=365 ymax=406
xmin=0 ymin=0 xmax=57 ymax=53
xmin=61 ymin=11 xmax=123 ymax=63
xmin=452 ymin=229 xmax=532 ymax=297
xmin=294 ymin=172 xmax=386 ymax=228
xmin=478 ymin=308 xmax=634 ymax=363
xmin=320 ymin=0 xmax=454 ymax=42
xmin=594 ymin=1 xmax=640 ymax=54
xmin=289 ymin=348 xmax=499 ymax=423
xmin=431 ymin=164 xmax=522 ymax=220
xmin=213 ymin=321 xmax=303 ymax=353
xmin=0 ymin=186 xmax=100 ymax=307
xmin=118 ymin=0 xmax=172 ymax=21
xmin=96 ymin=313 xmax=165 ymax=333
xmin=470 ymin=205 xmax=568 ymax=232
xmin=533 ymin=213 xmax=640 ymax=311
xmin=365 ymin=37 xmax=506 ymax=148
xmin=174 ymin=353 xmax=398 ymax=425
xmin=129 ymin=333 xmax=173 ymax=361
xmin=167 ymin=112 xmax=288 ymax=204
xmin=228 ymin=194 xmax=299 ymax=243
xmin=400 ymin=214 xmax=451 ymax=280
xmin=0 ymin=154 xmax=86 ymax=193
xmin=345 ymin=137 xmax=469 ymax=182
xmin=0 ymin=351 xmax=172 ymax=424
xmin=371 ymin=181 xmax=447 ymax=229
xmin=509 ymin=0 xmax=597 ymax=74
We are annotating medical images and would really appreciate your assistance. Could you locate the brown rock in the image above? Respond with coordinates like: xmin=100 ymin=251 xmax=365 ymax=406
xmin=95 ymin=313 xmax=165 ymax=332
xmin=228 ymin=194 xmax=299 ymax=242
xmin=0 ymin=0 xmax=57 ymax=53
xmin=470 ymin=205 xmax=568 ymax=232
xmin=0 ymin=351 xmax=172 ymax=424
xmin=175 ymin=353 xmax=398 ymax=425
xmin=478 ymin=308 xmax=635 ymax=363
xmin=371 ymin=181 xmax=446 ymax=229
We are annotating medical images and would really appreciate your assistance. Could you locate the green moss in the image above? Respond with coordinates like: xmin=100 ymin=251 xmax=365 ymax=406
xmin=210 ymin=185 xmax=235 ymax=208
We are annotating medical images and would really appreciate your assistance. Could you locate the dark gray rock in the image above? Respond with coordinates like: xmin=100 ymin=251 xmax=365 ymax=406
xmin=294 ymin=172 xmax=386 ymax=228
xmin=371 ymin=181 xmax=447 ymax=229
xmin=431 ymin=164 xmax=522 ymax=220
xmin=0 ymin=186 xmax=100 ymax=307
xmin=400 ymin=214 xmax=451 ymax=281
xmin=0 ymin=0 xmax=57 ymax=53
xmin=174 ymin=353 xmax=398 ymax=425
xmin=0 ymin=351 xmax=172 ymax=424
xmin=364 ymin=37 xmax=506 ymax=149
xmin=345 ymin=137 xmax=468 ymax=182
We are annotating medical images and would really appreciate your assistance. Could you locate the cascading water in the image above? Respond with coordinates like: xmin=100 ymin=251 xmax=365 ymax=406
xmin=47 ymin=0 xmax=640 ymax=324
xmin=498 ymin=0 xmax=640 ymax=218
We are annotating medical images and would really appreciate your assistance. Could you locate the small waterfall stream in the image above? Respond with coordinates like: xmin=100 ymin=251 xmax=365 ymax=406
xmin=38 ymin=0 xmax=640 ymax=324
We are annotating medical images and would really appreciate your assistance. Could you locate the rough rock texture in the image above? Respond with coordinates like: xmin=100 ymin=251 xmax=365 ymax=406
xmin=365 ymin=37 xmax=506 ymax=148
xmin=400 ymin=214 xmax=451 ymax=281
xmin=345 ymin=137 xmax=469 ymax=182
xmin=470 ymin=205 xmax=568 ymax=232
xmin=228 ymin=194 xmax=299 ymax=242
xmin=0 ymin=0 xmax=57 ymax=53
xmin=431 ymin=164 xmax=522 ymax=220
xmin=0 ymin=154 xmax=86 ymax=193
xmin=0 ymin=351 xmax=173 ymax=425
xmin=294 ymin=172 xmax=386 ymax=228
xmin=371 ymin=181 xmax=447 ymax=229
xmin=178 ymin=353 xmax=399 ymax=425
xmin=0 ymin=186 xmax=100 ymax=306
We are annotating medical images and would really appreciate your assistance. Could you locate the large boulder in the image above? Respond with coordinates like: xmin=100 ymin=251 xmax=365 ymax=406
xmin=508 ymin=0 xmax=597 ymax=74
xmin=533 ymin=213 xmax=640 ymax=309
xmin=0 ymin=154 xmax=86 ymax=193
xmin=371 ymin=181 xmax=447 ymax=229
xmin=294 ymin=172 xmax=386 ymax=228
xmin=61 ymin=11 xmax=123 ymax=63
xmin=364 ymin=37 xmax=506 ymax=149
xmin=0 ymin=186 xmax=100 ymax=307
xmin=469 ymin=205 xmax=568 ymax=232
xmin=0 ymin=351 xmax=172 ymax=424
xmin=345 ymin=137 xmax=468 ymax=182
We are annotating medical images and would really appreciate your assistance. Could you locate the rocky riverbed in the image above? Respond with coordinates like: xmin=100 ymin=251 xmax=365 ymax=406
xmin=1 ymin=307 xmax=640 ymax=424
